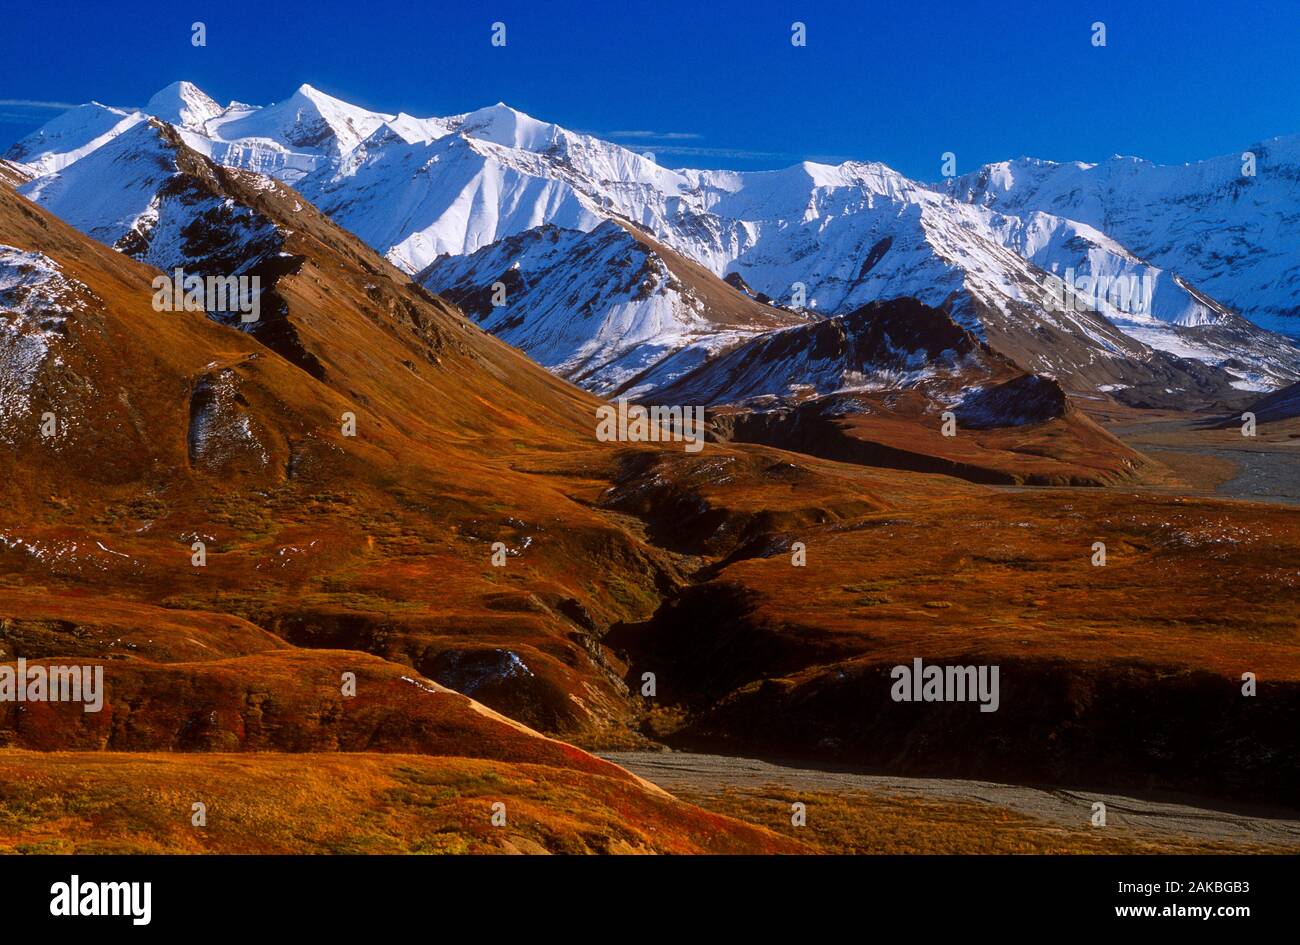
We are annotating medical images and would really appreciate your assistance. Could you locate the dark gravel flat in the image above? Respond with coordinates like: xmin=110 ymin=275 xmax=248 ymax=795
xmin=1109 ymin=417 xmax=1300 ymax=506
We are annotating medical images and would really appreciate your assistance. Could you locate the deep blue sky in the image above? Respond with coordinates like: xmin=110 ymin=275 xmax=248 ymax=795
xmin=2 ymin=0 xmax=1297 ymax=179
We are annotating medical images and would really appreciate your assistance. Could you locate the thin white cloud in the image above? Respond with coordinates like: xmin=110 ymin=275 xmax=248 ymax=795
xmin=0 ymin=99 xmax=78 ymax=110
xmin=605 ymin=130 xmax=703 ymax=140
xmin=585 ymin=127 xmax=851 ymax=165
xmin=640 ymin=145 xmax=857 ymax=165
xmin=646 ymin=144 xmax=796 ymax=161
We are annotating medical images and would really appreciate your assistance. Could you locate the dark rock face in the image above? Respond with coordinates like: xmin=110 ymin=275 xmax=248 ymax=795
xmin=1246 ymin=380 xmax=1300 ymax=423
xmin=956 ymin=373 xmax=1069 ymax=429
xmin=723 ymin=271 xmax=756 ymax=296
xmin=650 ymin=297 xmax=998 ymax=407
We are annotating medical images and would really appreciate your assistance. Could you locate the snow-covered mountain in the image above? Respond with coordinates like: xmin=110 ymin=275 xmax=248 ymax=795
xmin=947 ymin=138 xmax=1300 ymax=339
xmin=304 ymin=116 xmax=602 ymax=273
xmin=4 ymin=102 xmax=145 ymax=176
xmin=143 ymin=80 xmax=225 ymax=132
xmin=9 ymin=81 xmax=1300 ymax=400
xmin=293 ymin=96 xmax=1300 ymax=394
xmin=419 ymin=220 xmax=805 ymax=395
xmin=4 ymin=81 xmax=447 ymax=186
xmin=15 ymin=119 xmax=281 ymax=277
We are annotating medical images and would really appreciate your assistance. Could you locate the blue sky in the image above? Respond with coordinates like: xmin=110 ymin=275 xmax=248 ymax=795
xmin=2 ymin=0 xmax=1297 ymax=179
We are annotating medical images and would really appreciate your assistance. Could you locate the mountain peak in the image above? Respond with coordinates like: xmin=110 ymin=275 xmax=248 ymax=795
xmin=290 ymin=83 xmax=367 ymax=112
xmin=293 ymin=82 xmax=330 ymax=102
xmin=207 ymin=83 xmax=393 ymax=160
xmin=458 ymin=102 xmax=556 ymax=150
xmin=147 ymin=79 xmax=207 ymax=98
xmin=144 ymin=80 xmax=223 ymax=131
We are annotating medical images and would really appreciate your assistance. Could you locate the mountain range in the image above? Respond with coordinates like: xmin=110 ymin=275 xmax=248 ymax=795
xmin=9 ymin=81 xmax=1300 ymax=420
